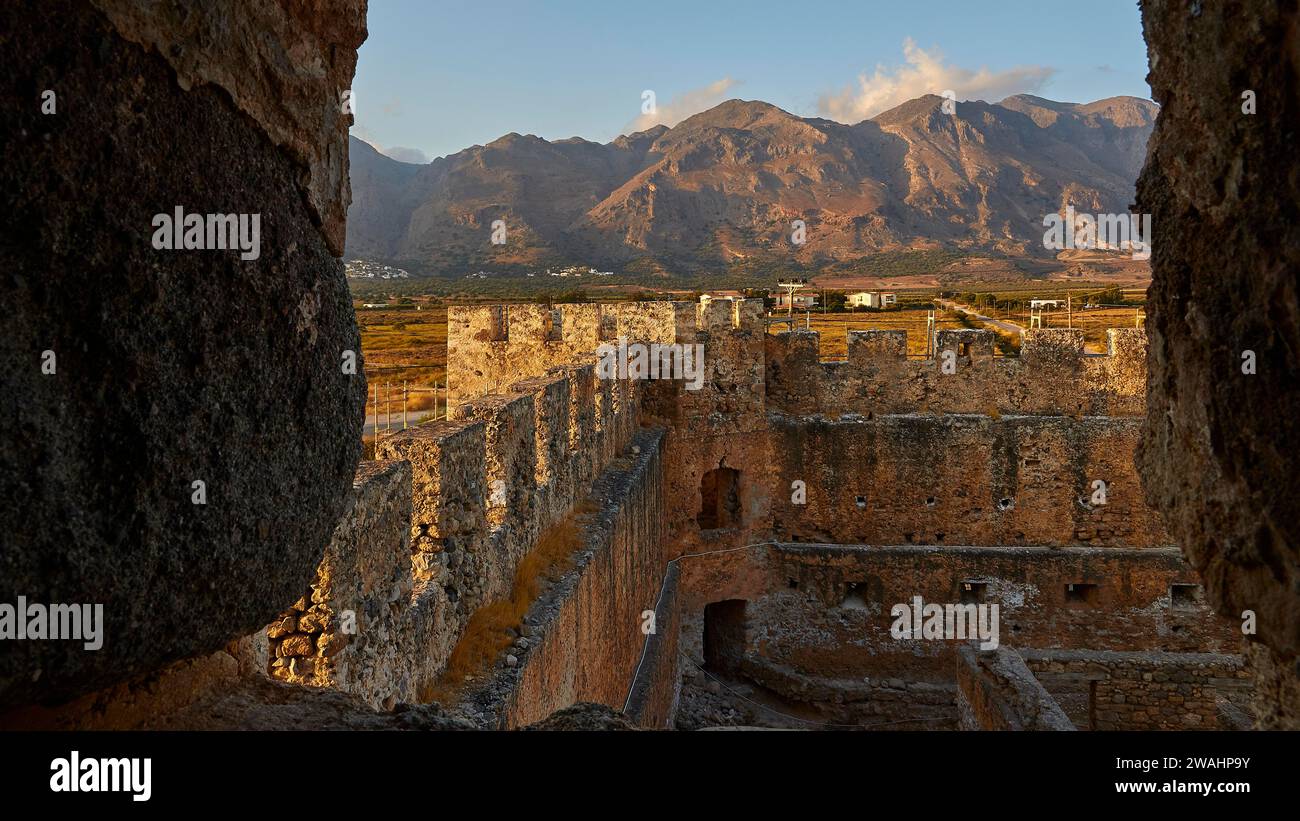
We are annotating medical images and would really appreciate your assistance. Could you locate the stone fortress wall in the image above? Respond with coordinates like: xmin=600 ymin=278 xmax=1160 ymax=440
xmin=262 ymin=334 xmax=670 ymax=724
xmin=2 ymin=298 xmax=1253 ymax=730
xmin=419 ymin=298 xmax=1243 ymax=728
xmin=449 ymin=300 xmax=1167 ymax=551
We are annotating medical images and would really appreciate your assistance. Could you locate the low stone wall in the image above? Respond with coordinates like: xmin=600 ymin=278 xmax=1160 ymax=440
xmin=1021 ymin=649 xmax=1253 ymax=730
xmin=677 ymin=543 xmax=1239 ymax=684
xmin=955 ymin=647 xmax=1075 ymax=731
xmin=738 ymin=655 xmax=958 ymax=728
xmin=667 ymin=543 xmax=1238 ymax=727
xmin=624 ymin=562 xmax=682 ymax=728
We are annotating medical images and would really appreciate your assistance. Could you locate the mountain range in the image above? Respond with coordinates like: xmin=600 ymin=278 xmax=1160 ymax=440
xmin=345 ymin=94 xmax=1156 ymax=277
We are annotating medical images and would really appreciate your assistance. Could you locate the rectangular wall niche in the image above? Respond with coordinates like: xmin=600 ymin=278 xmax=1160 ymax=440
xmin=698 ymin=467 xmax=741 ymax=530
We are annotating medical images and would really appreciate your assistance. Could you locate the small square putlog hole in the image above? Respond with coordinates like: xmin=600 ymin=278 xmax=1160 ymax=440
xmin=841 ymin=581 xmax=871 ymax=610
xmin=1170 ymin=583 xmax=1203 ymax=610
xmin=1065 ymin=582 xmax=1099 ymax=604
xmin=959 ymin=580 xmax=988 ymax=604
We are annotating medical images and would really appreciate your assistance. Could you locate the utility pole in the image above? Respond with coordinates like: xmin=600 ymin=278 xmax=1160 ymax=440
xmin=402 ymin=380 xmax=408 ymax=430
xmin=778 ymin=277 xmax=807 ymax=319
xmin=1067 ymin=292 xmax=1072 ymax=329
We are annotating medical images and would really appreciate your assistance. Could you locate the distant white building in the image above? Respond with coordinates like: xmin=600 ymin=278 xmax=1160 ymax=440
xmin=848 ymin=291 xmax=897 ymax=308
xmin=775 ymin=292 xmax=818 ymax=309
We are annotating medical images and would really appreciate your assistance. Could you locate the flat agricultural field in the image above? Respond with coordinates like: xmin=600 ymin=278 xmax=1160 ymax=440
xmin=356 ymin=305 xmax=447 ymax=411
xmin=1058 ymin=306 xmax=1146 ymax=351
xmin=977 ymin=304 xmax=1146 ymax=352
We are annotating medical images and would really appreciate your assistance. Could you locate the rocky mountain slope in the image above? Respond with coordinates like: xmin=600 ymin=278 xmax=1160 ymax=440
xmin=346 ymin=94 xmax=1156 ymax=275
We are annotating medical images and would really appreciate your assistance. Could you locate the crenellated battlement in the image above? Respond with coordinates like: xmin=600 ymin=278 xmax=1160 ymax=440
xmin=449 ymin=301 xmax=1147 ymax=418
xmin=260 ymin=355 xmax=652 ymax=712
xmin=765 ymin=326 xmax=1148 ymax=417
xmin=383 ymin=360 xmax=640 ymax=569
xmin=364 ymin=359 xmax=640 ymax=682
xmin=446 ymin=299 xmax=767 ymax=403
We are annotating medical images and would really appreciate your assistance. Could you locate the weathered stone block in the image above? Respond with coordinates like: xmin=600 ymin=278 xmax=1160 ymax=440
xmin=0 ymin=0 xmax=365 ymax=709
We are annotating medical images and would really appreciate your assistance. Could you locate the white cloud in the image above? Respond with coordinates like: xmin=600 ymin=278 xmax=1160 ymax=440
xmin=818 ymin=39 xmax=1055 ymax=122
xmin=352 ymin=126 xmax=429 ymax=164
xmin=380 ymin=146 xmax=429 ymax=164
xmin=623 ymin=77 xmax=739 ymax=134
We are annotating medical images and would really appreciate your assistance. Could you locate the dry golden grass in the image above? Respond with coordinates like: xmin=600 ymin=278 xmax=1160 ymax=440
xmin=404 ymin=392 xmax=438 ymax=412
xmin=422 ymin=501 xmax=599 ymax=705
xmin=1066 ymin=307 xmax=1147 ymax=352
xmin=357 ymin=305 xmax=448 ymax=392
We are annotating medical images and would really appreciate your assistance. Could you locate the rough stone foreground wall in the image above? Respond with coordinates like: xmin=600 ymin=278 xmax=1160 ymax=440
xmin=89 ymin=0 xmax=366 ymax=253
xmin=766 ymin=328 xmax=1147 ymax=418
xmin=0 ymin=1 xmax=366 ymax=708
xmin=1022 ymin=649 xmax=1252 ymax=731
xmin=0 ymin=635 xmax=267 ymax=731
xmin=678 ymin=544 xmax=1239 ymax=686
xmin=956 ymin=647 xmax=1076 ymax=731
xmin=1136 ymin=0 xmax=1300 ymax=729
xmin=458 ymin=429 xmax=669 ymax=728
xmin=373 ymin=365 xmax=644 ymax=689
xmin=770 ymin=414 xmax=1168 ymax=547
xmin=0 ymin=639 xmax=473 ymax=731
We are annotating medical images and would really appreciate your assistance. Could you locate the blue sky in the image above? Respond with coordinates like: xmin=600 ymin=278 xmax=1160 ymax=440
xmin=353 ymin=0 xmax=1150 ymax=163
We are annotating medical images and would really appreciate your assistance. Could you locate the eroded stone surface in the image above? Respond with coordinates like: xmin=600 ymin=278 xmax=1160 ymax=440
xmin=90 ymin=0 xmax=367 ymax=253
xmin=1135 ymin=0 xmax=1300 ymax=726
xmin=0 ymin=1 xmax=365 ymax=708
